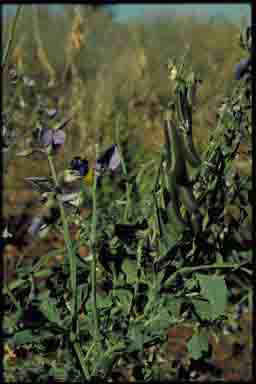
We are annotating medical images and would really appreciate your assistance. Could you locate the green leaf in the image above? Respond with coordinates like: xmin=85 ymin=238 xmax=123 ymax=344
xmin=39 ymin=298 xmax=62 ymax=326
xmin=95 ymin=351 xmax=120 ymax=376
xmin=165 ymin=297 xmax=182 ymax=319
xmin=187 ymin=331 xmax=209 ymax=360
xmin=11 ymin=330 xmax=37 ymax=346
xmin=114 ymin=288 xmax=133 ymax=314
xmin=147 ymin=308 xmax=172 ymax=335
xmin=192 ymin=299 xmax=215 ymax=321
xmin=128 ymin=321 xmax=145 ymax=353
xmin=11 ymin=329 xmax=55 ymax=347
xmin=154 ymin=269 xmax=166 ymax=289
xmin=196 ymin=274 xmax=228 ymax=320
xmin=121 ymin=259 xmax=138 ymax=284
xmin=87 ymin=294 xmax=113 ymax=313
xmin=48 ymin=366 xmax=68 ymax=381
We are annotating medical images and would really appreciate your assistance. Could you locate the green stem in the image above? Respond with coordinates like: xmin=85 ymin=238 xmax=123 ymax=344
xmin=47 ymin=154 xmax=77 ymax=320
xmin=115 ymin=114 xmax=127 ymax=176
xmin=124 ymin=183 xmax=131 ymax=222
xmin=73 ymin=341 xmax=90 ymax=380
xmin=84 ymin=341 xmax=96 ymax=369
xmin=134 ymin=239 xmax=143 ymax=300
xmin=90 ymin=144 xmax=100 ymax=343
xmin=47 ymin=154 xmax=90 ymax=379
xmin=115 ymin=115 xmax=131 ymax=222
xmin=2 ymin=5 xmax=23 ymax=69
xmin=4 ymin=285 xmax=21 ymax=311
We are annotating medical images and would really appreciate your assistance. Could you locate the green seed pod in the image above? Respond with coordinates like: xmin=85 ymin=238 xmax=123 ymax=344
xmin=176 ymin=91 xmax=182 ymax=120
xmin=181 ymin=131 xmax=201 ymax=167
xmin=179 ymin=185 xmax=202 ymax=233
xmin=178 ymin=90 xmax=201 ymax=168
xmin=179 ymin=185 xmax=200 ymax=214
xmin=163 ymin=117 xmax=190 ymax=187
xmin=181 ymin=89 xmax=190 ymax=124
xmin=167 ymin=178 xmax=188 ymax=229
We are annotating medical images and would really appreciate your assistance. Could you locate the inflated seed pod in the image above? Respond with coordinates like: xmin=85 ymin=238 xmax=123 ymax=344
xmin=179 ymin=185 xmax=202 ymax=233
xmin=163 ymin=114 xmax=190 ymax=228
xmin=187 ymin=78 xmax=199 ymax=109
xmin=181 ymin=129 xmax=201 ymax=168
xmin=176 ymin=90 xmax=183 ymax=120
xmin=176 ymin=90 xmax=187 ymax=127
xmin=164 ymin=117 xmax=190 ymax=187
xmin=163 ymin=112 xmax=173 ymax=167
xmin=177 ymin=89 xmax=201 ymax=168
xmin=179 ymin=185 xmax=200 ymax=214
xmin=167 ymin=178 xmax=188 ymax=228
xmin=182 ymin=116 xmax=201 ymax=167
xmin=180 ymin=89 xmax=191 ymax=131
xmin=162 ymin=157 xmax=188 ymax=229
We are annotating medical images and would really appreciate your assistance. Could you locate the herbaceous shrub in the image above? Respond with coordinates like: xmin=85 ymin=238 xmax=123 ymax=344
xmin=2 ymin=9 xmax=252 ymax=381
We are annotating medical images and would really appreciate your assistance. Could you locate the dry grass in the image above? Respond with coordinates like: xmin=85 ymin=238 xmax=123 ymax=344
xmin=3 ymin=6 xmax=249 ymax=210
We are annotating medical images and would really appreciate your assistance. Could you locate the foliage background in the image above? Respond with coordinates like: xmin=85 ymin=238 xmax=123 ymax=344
xmin=3 ymin=5 xmax=252 ymax=382
xmin=3 ymin=5 xmax=250 ymax=206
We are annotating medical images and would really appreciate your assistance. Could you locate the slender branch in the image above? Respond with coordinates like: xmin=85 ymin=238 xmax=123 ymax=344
xmin=90 ymin=143 xmax=100 ymax=342
xmin=47 ymin=154 xmax=77 ymax=320
xmin=73 ymin=341 xmax=90 ymax=380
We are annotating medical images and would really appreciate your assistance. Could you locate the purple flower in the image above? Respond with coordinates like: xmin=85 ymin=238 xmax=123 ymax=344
xmin=234 ymin=58 xmax=251 ymax=80
xmin=41 ymin=128 xmax=65 ymax=146
xmin=27 ymin=216 xmax=47 ymax=238
xmin=46 ymin=108 xmax=57 ymax=119
xmin=70 ymin=157 xmax=89 ymax=177
xmin=95 ymin=144 xmax=121 ymax=172
xmin=37 ymin=127 xmax=65 ymax=153
xmin=31 ymin=116 xmax=71 ymax=154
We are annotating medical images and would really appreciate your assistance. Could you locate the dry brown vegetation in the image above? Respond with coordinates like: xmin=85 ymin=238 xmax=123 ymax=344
xmin=3 ymin=6 xmax=250 ymax=218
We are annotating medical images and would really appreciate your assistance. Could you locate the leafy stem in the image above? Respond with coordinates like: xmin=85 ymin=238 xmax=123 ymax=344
xmin=115 ymin=114 xmax=131 ymax=222
xmin=72 ymin=340 xmax=90 ymax=380
xmin=90 ymin=143 xmax=100 ymax=344
xmin=47 ymin=154 xmax=77 ymax=321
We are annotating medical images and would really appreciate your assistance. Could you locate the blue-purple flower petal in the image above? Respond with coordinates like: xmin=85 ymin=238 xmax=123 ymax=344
xmin=27 ymin=216 xmax=46 ymax=237
xmin=96 ymin=144 xmax=121 ymax=172
xmin=53 ymin=130 xmax=66 ymax=146
xmin=234 ymin=58 xmax=251 ymax=80
xmin=70 ymin=157 xmax=89 ymax=177
xmin=41 ymin=128 xmax=54 ymax=146
xmin=108 ymin=145 xmax=121 ymax=170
